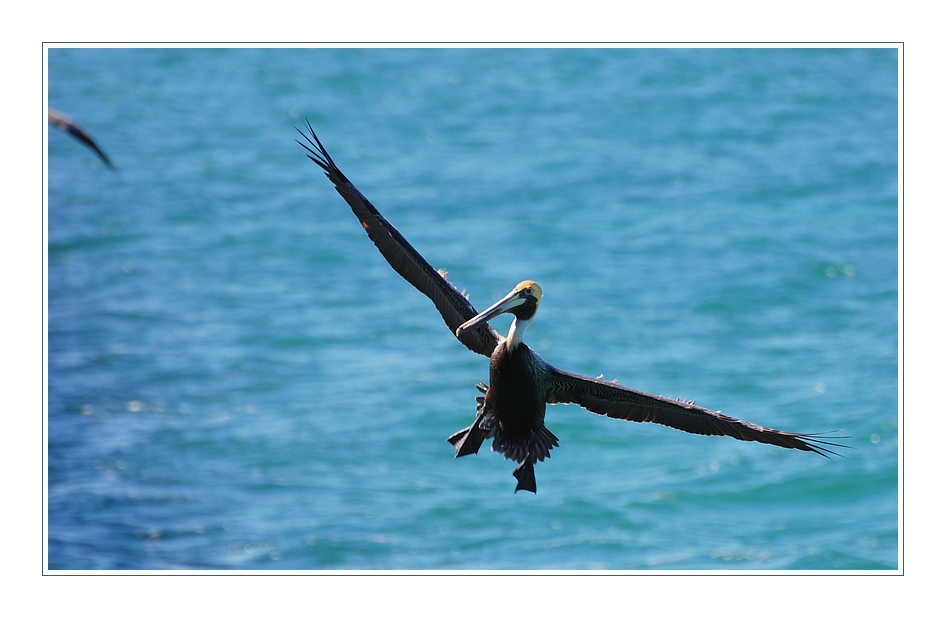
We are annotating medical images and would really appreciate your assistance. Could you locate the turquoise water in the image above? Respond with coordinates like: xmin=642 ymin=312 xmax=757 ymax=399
xmin=46 ymin=47 xmax=899 ymax=570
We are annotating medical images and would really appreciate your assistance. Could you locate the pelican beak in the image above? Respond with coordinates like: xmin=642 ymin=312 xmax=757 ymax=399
xmin=456 ymin=287 xmax=532 ymax=336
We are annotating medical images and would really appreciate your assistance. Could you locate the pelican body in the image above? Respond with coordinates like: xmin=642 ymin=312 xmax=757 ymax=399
xmin=448 ymin=281 xmax=558 ymax=491
xmin=297 ymin=123 xmax=843 ymax=493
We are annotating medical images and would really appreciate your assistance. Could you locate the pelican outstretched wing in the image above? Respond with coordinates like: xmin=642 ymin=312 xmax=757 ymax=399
xmin=297 ymin=122 xmax=501 ymax=357
xmin=48 ymin=108 xmax=115 ymax=169
xmin=544 ymin=366 xmax=845 ymax=457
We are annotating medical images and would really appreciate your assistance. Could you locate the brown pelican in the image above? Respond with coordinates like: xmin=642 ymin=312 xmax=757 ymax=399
xmin=297 ymin=123 xmax=844 ymax=493
xmin=48 ymin=107 xmax=115 ymax=169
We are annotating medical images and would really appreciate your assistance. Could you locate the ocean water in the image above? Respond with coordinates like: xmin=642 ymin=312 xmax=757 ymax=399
xmin=46 ymin=47 xmax=899 ymax=570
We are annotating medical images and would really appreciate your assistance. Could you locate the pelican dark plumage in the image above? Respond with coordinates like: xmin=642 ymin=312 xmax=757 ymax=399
xmin=48 ymin=107 xmax=115 ymax=169
xmin=297 ymin=123 xmax=844 ymax=493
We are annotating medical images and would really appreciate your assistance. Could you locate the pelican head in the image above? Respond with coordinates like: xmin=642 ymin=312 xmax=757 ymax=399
xmin=457 ymin=280 xmax=543 ymax=350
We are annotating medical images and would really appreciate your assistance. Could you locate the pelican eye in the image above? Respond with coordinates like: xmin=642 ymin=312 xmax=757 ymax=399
xmin=523 ymin=287 xmax=533 ymax=296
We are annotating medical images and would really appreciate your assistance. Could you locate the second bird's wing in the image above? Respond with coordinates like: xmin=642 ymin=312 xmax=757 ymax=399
xmin=48 ymin=108 xmax=115 ymax=169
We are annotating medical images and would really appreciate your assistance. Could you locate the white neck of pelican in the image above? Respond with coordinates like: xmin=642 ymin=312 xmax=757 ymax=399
xmin=505 ymin=316 xmax=532 ymax=352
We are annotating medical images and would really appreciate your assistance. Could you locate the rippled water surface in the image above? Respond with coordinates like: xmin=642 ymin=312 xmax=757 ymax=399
xmin=47 ymin=47 xmax=899 ymax=570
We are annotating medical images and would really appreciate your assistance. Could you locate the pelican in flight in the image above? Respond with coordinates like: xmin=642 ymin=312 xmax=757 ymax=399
xmin=48 ymin=107 xmax=115 ymax=169
xmin=297 ymin=123 xmax=843 ymax=493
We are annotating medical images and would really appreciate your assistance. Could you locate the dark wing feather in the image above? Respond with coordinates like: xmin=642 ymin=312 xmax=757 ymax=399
xmin=543 ymin=366 xmax=845 ymax=457
xmin=297 ymin=122 xmax=501 ymax=357
xmin=48 ymin=108 xmax=115 ymax=169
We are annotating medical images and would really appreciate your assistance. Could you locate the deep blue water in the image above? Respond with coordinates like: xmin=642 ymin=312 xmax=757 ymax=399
xmin=46 ymin=47 xmax=899 ymax=570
